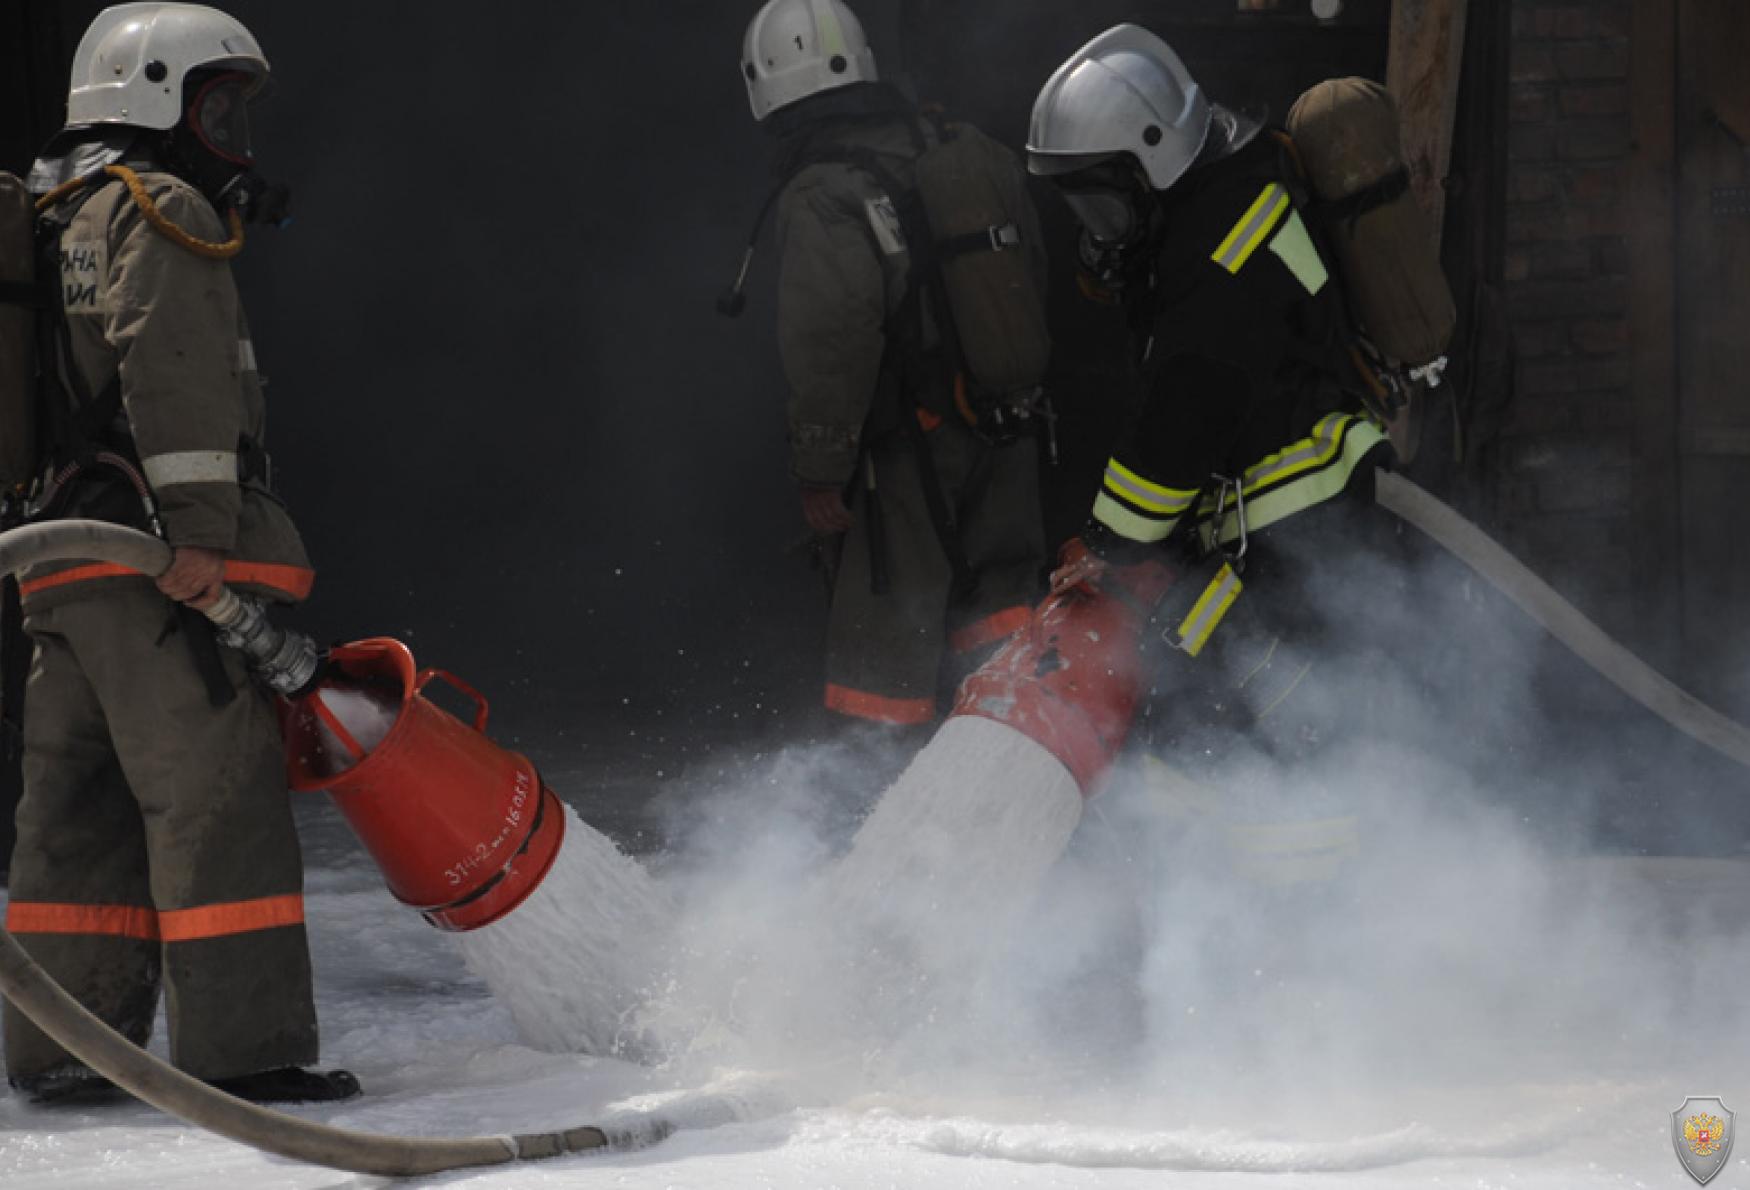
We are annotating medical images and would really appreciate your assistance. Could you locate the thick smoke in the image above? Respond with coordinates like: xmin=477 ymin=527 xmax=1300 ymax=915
xmin=572 ymin=533 xmax=1750 ymax=1170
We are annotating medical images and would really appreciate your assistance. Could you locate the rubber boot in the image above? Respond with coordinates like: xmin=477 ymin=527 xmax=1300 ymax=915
xmin=8 ymin=1064 xmax=125 ymax=1106
xmin=208 ymin=1066 xmax=361 ymax=1104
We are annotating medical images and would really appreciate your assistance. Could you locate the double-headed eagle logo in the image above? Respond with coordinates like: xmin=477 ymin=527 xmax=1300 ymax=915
xmin=1685 ymin=1113 xmax=1726 ymax=1158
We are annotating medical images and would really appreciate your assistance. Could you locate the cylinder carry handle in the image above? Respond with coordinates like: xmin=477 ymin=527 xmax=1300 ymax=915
xmin=415 ymin=668 xmax=490 ymax=732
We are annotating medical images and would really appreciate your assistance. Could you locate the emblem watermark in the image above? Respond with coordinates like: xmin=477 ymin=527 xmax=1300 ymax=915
xmin=1672 ymin=1096 xmax=1736 ymax=1185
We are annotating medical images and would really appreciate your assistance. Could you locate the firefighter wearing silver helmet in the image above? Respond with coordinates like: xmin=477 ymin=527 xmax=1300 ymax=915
xmin=3 ymin=4 xmax=355 ymax=1105
xmin=1029 ymin=25 xmax=1404 ymax=773
xmin=740 ymin=0 xmax=1048 ymax=734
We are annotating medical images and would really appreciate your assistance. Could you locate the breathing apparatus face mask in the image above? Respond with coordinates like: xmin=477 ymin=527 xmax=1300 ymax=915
xmin=1054 ymin=159 xmax=1154 ymax=295
xmin=173 ymin=71 xmax=292 ymax=226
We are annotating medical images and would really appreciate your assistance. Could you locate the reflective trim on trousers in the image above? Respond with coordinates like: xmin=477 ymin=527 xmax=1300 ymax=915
xmin=6 ymin=894 xmax=305 ymax=943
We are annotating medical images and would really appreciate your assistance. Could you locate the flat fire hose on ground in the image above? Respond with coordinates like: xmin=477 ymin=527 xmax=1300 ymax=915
xmin=0 ymin=520 xmax=682 ymax=1176
xmin=1375 ymin=471 xmax=1750 ymax=771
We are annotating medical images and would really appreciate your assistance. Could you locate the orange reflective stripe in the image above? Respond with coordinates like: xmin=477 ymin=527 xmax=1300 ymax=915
xmin=7 ymin=901 xmax=160 ymax=941
xmin=19 ymin=562 xmax=141 ymax=597
xmin=19 ymin=560 xmax=315 ymax=601
xmin=157 ymin=894 xmax=304 ymax=943
xmin=5 ymin=895 xmax=303 ymax=943
xmin=825 ymin=683 xmax=935 ymax=726
xmin=949 ymin=605 xmax=1031 ymax=654
xmin=222 ymin=562 xmax=315 ymax=601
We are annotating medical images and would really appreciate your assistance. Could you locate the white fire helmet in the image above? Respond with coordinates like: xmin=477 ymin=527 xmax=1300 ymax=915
xmin=1026 ymin=24 xmax=1212 ymax=192
xmin=66 ymin=3 xmax=269 ymax=132
xmin=741 ymin=0 xmax=878 ymax=122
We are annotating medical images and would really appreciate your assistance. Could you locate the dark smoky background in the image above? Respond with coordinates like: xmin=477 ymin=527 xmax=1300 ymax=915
xmin=3 ymin=0 xmax=1744 ymax=857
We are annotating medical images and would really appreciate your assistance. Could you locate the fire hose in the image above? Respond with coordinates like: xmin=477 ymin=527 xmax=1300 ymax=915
xmin=0 ymin=520 xmax=658 ymax=1176
xmin=1374 ymin=471 xmax=1750 ymax=770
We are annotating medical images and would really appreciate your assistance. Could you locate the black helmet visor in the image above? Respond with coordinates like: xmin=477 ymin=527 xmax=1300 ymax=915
xmin=188 ymin=72 xmax=254 ymax=165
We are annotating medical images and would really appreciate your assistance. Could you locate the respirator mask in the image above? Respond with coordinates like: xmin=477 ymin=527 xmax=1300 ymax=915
xmin=1055 ymin=159 xmax=1153 ymax=295
xmin=173 ymin=72 xmax=291 ymax=226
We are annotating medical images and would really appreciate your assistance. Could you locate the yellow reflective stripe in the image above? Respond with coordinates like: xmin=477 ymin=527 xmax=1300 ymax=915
xmin=1234 ymin=412 xmax=1353 ymax=495
xmin=1197 ymin=417 xmax=1388 ymax=547
xmin=1093 ymin=492 xmax=1180 ymax=543
xmin=1212 ymin=184 xmax=1290 ymax=274
xmin=1174 ymin=563 xmax=1243 ymax=657
xmin=1103 ymin=458 xmax=1197 ymax=515
xmin=1267 ymin=209 xmax=1328 ymax=295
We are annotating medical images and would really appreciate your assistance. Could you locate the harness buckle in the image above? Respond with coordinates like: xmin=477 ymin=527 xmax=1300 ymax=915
xmin=987 ymin=222 xmax=1022 ymax=252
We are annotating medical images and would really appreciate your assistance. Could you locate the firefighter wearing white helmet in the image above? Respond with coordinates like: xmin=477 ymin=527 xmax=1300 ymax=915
xmin=2 ymin=4 xmax=355 ymax=1106
xmin=742 ymin=0 xmax=878 ymax=121
xmin=735 ymin=0 xmax=1048 ymax=741
xmin=1029 ymin=26 xmax=1405 ymax=778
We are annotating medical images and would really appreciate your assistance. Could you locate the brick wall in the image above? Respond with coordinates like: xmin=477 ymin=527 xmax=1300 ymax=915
xmin=1496 ymin=0 xmax=1638 ymax=633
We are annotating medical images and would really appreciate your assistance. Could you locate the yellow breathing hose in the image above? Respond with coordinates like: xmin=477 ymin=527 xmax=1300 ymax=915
xmin=37 ymin=164 xmax=245 ymax=260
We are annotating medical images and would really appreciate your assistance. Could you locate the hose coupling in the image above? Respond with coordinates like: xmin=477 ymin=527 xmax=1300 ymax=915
xmin=204 ymin=588 xmax=323 ymax=697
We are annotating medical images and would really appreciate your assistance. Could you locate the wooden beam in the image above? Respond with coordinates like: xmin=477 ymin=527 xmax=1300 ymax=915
xmin=1386 ymin=0 xmax=1470 ymax=246
xmin=1628 ymin=0 xmax=1681 ymax=672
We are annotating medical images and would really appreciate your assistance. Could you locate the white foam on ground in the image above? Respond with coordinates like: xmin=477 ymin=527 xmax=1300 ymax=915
xmin=4 ymin=781 xmax=1749 ymax=1188
xmin=450 ymin=804 xmax=673 ymax=1057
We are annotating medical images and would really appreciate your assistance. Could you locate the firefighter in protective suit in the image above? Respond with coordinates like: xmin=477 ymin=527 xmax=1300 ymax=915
xmin=742 ymin=0 xmax=1048 ymax=728
xmin=3 ymin=4 xmax=357 ymax=1105
xmin=1027 ymin=26 xmax=1405 ymax=771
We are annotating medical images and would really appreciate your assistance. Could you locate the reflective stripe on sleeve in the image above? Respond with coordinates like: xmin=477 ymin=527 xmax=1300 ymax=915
xmin=238 ymin=339 xmax=257 ymax=372
xmin=1094 ymin=458 xmax=1198 ymax=544
xmin=1093 ymin=491 xmax=1180 ymax=543
xmin=1103 ymin=459 xmax=1198 ymax=516
xmin=1212 ymin=183 xmax=1291 ymax=274
xmin=1267 ymin=209 xmax=1329 ymax=294
xmin=20 ymin=559 xmax=316 ymax=601
xmin=1194 ymin=414 xmax=1388 ymax=547
xmin=141 ymin=450 xmax=237 ymax=488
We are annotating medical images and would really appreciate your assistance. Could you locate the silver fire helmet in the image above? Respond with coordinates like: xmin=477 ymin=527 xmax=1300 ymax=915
xmin=1026 ymin=24 xmax=1212 ymax=192
xmin=741 ymin=0 xmax=878 ymax=122
xmin=67 ymin=3 xmax=269 ymax=131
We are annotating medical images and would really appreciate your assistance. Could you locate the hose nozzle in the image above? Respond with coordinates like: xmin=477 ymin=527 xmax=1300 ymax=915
xmin=204 ymin=588 xmax=323 ymax=697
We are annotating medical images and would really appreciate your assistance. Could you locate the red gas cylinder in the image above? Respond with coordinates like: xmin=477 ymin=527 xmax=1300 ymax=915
xmin=282 ymin=638 xmax=566 ymax=932
xmin=952 ymin=554 xmax=1176 ymax=797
